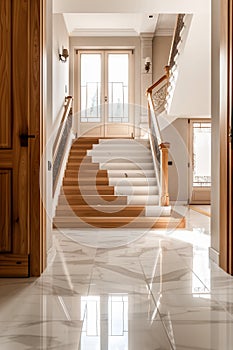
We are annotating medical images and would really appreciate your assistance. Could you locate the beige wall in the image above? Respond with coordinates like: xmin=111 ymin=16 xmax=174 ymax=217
xmin=53 ymin=14 xmax=69 ymax=124
xmin=152 ymin=36 xmax=172 ymax=82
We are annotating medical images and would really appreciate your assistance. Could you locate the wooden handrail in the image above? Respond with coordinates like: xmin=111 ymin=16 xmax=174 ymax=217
xmin=53 ymin=96 xmax=73 ymax=162
xmin=146 ymin=66 xmax=170 ymax=94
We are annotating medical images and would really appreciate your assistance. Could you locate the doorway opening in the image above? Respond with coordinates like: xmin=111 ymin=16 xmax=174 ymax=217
xmin=189 ymin=120 xmax=211 ymax=204
xmin=74 ymin=50 xmax=134 ymax=138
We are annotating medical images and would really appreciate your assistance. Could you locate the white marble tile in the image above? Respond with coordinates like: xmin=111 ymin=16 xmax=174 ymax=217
xmin=0 ymin=320 xmax=83 ymax=350
xmin=3 ymin=205 xmax=233 ymax=349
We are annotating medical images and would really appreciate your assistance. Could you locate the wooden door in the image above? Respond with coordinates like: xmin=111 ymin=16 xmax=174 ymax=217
xmin=0 ymin=0 xmax=43 ymax=277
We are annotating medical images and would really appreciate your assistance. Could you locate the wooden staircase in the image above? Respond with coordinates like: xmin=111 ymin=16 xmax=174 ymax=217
xmin=53 ymin=138 xmax=185 ymax=229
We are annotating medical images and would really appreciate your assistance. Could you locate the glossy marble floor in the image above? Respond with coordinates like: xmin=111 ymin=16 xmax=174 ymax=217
xmin=1 ymin=206 xmax=233 ymax=349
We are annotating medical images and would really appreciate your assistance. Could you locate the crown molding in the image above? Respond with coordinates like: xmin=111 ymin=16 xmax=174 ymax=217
xmin=154 ymin=28 xmax=174 ymax=36
xmin=70 ymin=28 xmax=138 ymax=37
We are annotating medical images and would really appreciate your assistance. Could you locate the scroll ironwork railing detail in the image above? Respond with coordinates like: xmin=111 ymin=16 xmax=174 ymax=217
xmin=168 ymin=14 xmax=185 ymax=70
xmin=145 ymin=14 xmax=186 ymax=206
xmin=146 ymin=67 xmax=170 ymax=206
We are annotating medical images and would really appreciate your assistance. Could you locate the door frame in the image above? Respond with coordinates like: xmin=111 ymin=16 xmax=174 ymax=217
xmin=29 ymin=0 xmax=45 ymax=276
xmin=74 ymin=49 xmax=134 ymax=138
xmin=188 ymin=119 xmax=211 ymax=204
xmin=219 ymin=0 xmax=233 ymax=273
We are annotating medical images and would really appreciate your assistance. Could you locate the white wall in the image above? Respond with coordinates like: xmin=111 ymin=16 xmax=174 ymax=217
xmin=43 ymin=12 xmax=70 ymax=253
xmin=152 ymin=36 xmax=172 ymax=83
xmin=168 ymin=10 xmax=211 ymax=118
xmin=161 ymin=118 xmax=189 ymax=203
xmin=53 ymin=14 xmax=69 ymax=124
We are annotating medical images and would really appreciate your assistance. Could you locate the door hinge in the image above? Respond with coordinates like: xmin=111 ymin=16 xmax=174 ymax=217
xmin=188 ymin=162 xmax=190 ymax=168
xmin=229 ymin=127 xmax=232 ymax=143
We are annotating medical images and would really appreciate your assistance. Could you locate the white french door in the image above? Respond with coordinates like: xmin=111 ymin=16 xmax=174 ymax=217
xmin=189 ymin=120 xmax=211 ymax=204
xmin=75 ymin=50 xmax=134 ymax=137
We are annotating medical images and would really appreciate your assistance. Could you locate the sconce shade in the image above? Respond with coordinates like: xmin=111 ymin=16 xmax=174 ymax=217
xmin=59 ymin=48 xmax=69 ymax=62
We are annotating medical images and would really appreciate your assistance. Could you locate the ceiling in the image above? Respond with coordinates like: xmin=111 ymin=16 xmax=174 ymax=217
xmin=63 ymin=13 xmax=177 ymax=37
xmin=55 ymin=0 xmax=208 ymax=38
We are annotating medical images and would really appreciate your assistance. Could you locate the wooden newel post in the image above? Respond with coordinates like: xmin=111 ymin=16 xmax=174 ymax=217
xmin=159 ymin=142 xmax=170 ymax=206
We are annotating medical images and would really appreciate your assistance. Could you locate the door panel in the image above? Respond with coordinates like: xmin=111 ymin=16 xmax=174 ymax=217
xmin=0 ymin=0 xmax=11 ymax=148
xmin=76 ymin=50 xmax=134 ymax=138
xmin=189 ymin=120 xmax=211 ymax=204
xmin=0 ymin=0 xmax=30 ymax=277
xmin=0 ymin=170 xmax=12 ymax=252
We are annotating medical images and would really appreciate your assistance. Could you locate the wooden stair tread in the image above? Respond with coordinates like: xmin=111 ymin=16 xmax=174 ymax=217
xmin=53 ymin=216 xmax=185 ymax=228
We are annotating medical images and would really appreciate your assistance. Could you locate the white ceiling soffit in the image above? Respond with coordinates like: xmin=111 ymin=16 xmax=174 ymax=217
xmin=53 ymin=0 xmax=209 ymax=14
xmin=155 ymin=14 xmax=177 ymax=36
xmin=63 ymin=13 xmax=159 ymax=37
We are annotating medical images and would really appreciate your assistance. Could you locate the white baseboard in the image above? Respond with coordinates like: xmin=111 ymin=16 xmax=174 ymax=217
xmin=52 ymin=132 xmax=75 ymax=218
xmin=209 ymin=247 xmax=220 ymax=266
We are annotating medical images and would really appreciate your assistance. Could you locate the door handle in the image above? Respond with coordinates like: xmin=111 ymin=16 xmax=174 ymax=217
xmin=104 ymin=96 xmax=108 ymax=102
xmin=20 ymin=133 xmax=36 ymax=147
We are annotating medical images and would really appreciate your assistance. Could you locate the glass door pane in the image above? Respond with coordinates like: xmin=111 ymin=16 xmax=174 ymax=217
xmin=107 ymin=54 xmax=129 ymax=123
xmin=80 ymin=54 xmax=102 ymax=122
xmin=192 ymin=122 xmax=211 ymax=187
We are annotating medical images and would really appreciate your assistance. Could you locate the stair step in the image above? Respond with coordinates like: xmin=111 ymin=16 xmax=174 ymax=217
xmin=65 ymin=169 xmax=108 ymax=177
xmin=62 ymin=185 xmax=114 ymax=195
xmin=70 ymin=150 xmax=88 ymax=156
xmin=107 ymin=170 xmax=155 ymax=178
xmin=127 ymin=195 xmax=160 ymax=205
xmin=115 ymin=186 xmax=159 ymax=196
xmin=92 ymin=157 xmax=153 ymax=164
xmin=63 ymin=178 xmax=109 ymax=186
xmin=66 ymin=163 xmax=99 ymax=170
xmin=68 ymin=155 xmax=92 ymax=162
xmin=92 ymin=144 xmax=150 ymax=151
xmin=109 ymin=178 xmax=157 ymax=186
xmin=73 ymin=138 xmax=99 ymax=144
xmin=88 ymin=150 xmax=151 ymax=156
xmin=100 ymin=163 xmax=154 ymax=170
xmin=56 ymin=205 xmax=145 ymax=217
xmin=53 ymin=216 xmax=185 ymax=229
xmin=58 ymin=194 xmax=127 ymax=205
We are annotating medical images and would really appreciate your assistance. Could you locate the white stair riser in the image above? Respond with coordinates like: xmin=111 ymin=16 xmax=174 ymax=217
xmin=145 ymin=206 xmax=171 ymax=217
xmin=87 ymin=150 xmax=151 ymax=156
xmin=115 ymin=186 xmax=159 ymax=196
xmin=127 ymin=195 xmax=159 ymax=205
xmin=92 ymin=145 xmax=149 ymax=151
xmin=92 ymin=157 xmax=153 ymax=164
xmin=100 ymin=163 xmax=154 ymax=170
xmin=109 ymin=178 xmax=157 ymax=186
xmin=98 ymin=139 xmax=149 ymax=145
xmin=107 ymin=170 xmax=156 ymax=178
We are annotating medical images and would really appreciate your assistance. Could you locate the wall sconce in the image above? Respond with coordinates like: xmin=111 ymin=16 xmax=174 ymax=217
xmin=145 ymin=57 xmax=152 ymax=73
xmin=59 ymin=48 xmax=69 ymax=62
